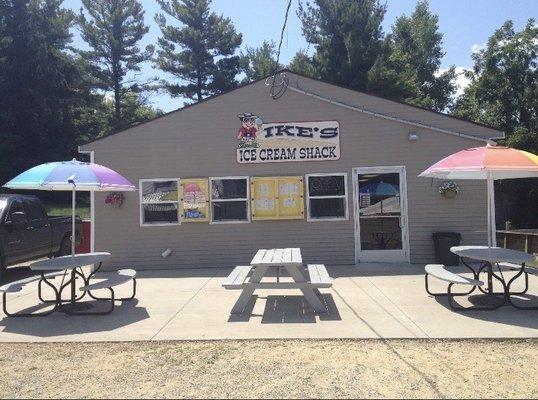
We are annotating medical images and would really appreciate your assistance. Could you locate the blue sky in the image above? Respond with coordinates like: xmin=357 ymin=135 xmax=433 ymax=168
xmin=64 ymin=0 xmax=537 ymax=112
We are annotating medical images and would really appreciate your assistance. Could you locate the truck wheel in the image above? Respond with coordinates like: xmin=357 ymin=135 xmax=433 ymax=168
xmin=56 ymin=235 xmax=72 ymax=257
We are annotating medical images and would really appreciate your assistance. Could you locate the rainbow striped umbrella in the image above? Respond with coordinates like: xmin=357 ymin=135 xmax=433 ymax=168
xmin=4 ymin=159 xmax=135 ymax=256
xmin=419 ymin=145 xmax=538 ymax=246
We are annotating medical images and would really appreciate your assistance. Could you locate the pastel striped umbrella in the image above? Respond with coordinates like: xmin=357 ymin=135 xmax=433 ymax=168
xmin=419 ymin=145 xmax=538 ymax=246
xmin=4 ymin=159 xmax=136 ymax=256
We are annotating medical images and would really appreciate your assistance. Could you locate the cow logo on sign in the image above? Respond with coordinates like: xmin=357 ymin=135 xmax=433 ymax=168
xmin=236 ymin=112 xmax=263 ymax=149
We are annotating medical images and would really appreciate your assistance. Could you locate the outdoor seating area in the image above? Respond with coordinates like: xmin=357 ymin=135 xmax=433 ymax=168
xmin=0 ymin=253 xmax=137 ymax=317
xmin=0 ymin=262 xmax=537 ymax=342
xmin=425 ymin=246 xmax=536 ymax=311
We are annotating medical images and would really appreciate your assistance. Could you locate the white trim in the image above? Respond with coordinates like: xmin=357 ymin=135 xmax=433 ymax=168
xmin=352 ymin=166 xmax=410 ymax=263
xmin=139 ymin=178 xmax=181 ymax=227
xmin=77 ymin=149 xmax=95 ymax=253
xmin=305 ymin=173 xmax=349 ymax=222
xmin=209 ymin=176 xmax=251 ymax=224
xmin=287 ymin=83 xmax=504 ymax=142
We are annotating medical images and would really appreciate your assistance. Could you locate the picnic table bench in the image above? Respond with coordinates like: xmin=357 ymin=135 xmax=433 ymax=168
xmin=223 ymin=248 xmax=332 ymax=314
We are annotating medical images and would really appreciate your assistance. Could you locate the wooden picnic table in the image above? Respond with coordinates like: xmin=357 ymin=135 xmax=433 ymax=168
xmin=223 ymin=248 xmax=331 ymax=314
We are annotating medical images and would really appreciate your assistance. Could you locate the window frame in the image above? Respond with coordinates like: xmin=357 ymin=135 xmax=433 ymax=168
xmin=305 ymin=172 xmax=349 ymax=222
xmin=139 ymin=178 xmax=181 ymax=227
xmin=209 ymin=176 xmax=251 ymax=224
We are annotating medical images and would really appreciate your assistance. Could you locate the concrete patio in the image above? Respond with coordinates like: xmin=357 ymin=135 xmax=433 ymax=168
xmin=0 ymin=263 xmax=537 ymax=342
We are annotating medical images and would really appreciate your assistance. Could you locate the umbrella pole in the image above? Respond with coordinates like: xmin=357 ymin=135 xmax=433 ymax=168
xmin=486 ymin=172 xmax=497 ymax=247
xmin=72 ymin=186 xmax=76 ymax=257
xmin=71 ymin=185 xmax=77 ymax=305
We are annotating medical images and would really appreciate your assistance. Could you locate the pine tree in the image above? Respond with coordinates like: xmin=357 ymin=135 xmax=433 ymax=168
xmin=0 ymin=0 xmax=95 ymax=184
xmin=367 ymin=1 xmax=456 ymax=111
xmin=154 ymin=0 xmax=242 ymax=102
xmin=78 ymin=0 xmax=153 ymax=128
xmin=297 ymin=0 xmax=386 ymax=90
xmin=240 ymin=41 xmax=282 ymax=83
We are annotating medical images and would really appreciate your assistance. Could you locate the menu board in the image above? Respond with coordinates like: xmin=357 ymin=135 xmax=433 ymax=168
xmin=180 ymin=178 xmax=209 ymax=222
xmin=251 ymin=176 xmax=304 ymax=220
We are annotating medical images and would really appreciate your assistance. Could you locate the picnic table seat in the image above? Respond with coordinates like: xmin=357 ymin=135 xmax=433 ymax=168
xmin=222 ymin=266 xmax=252 ymax=289
xmin=1 ymin=271 xmax=64 ymax=317
xmin=74 ymin=274 xmax=133 ymax=315
xmin=424 ymin=264 xmax=507 ymax=311
xmin=87 ymin=268 xmax=137 ymax=301
xmin=307 ymin=264 xmax=332 ymax=288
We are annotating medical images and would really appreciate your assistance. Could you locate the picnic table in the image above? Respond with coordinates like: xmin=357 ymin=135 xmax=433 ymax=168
xmin=30 ymin=252 xmax=111 ymax=312
xmin=223 ymin=248 xmax=332 ymax=314
xmin=451 ymin=245 xmax=536 ymax=309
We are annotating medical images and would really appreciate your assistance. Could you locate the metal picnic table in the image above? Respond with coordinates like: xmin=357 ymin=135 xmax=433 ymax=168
xmin=224 ymin=248 xmax=330 ymax=314
xmin=30 ymin=252 xmax=111 ymax=313
xmin=450 ymin=245 xmax=536 ymax=309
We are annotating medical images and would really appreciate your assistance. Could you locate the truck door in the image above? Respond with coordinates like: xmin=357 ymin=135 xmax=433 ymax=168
xmin=23 ymin=198 xmax=51 ymax=258
xmin=3 ymin=200 xmax=31 ymax=264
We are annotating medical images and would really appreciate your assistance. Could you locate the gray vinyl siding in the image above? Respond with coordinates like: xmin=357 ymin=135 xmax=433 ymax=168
xmin=80 ymin=72 xmax=500 ymax=269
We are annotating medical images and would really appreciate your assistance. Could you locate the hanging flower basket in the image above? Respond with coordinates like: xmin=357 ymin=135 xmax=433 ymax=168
xmin=438 ymin=181 xmax=459 ymax=198
xmin=104 ymin=192 xmax=124 ymax=208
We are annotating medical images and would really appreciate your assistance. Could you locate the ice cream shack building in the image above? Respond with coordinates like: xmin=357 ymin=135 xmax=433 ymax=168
xmin=79 ymin=71 xmax=504 ymax=269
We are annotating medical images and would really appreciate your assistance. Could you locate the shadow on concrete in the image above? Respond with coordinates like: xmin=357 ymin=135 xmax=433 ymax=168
xmin=433 ymin=292 xmax=538 ymax=330
xmin=227 ymin=294 xmax=341 ymax=324
xmin=0 ymin=299 xmax=149 ymax=337
xmin=1 ymin=265 xmax=42 ymax=285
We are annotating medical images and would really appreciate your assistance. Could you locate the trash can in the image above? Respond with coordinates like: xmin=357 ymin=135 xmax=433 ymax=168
xmin=432 ymin=232 xmax=462 ymax=266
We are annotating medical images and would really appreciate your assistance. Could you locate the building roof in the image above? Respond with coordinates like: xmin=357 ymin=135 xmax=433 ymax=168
xmin=79 ymin=69 xmax=504 ymax=150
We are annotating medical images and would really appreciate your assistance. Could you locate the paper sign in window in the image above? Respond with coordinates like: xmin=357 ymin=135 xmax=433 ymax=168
xmin=181 ymin=178 xmax=209 ymax=222
xmin=251 ymin=176 xmax=304 ymax=220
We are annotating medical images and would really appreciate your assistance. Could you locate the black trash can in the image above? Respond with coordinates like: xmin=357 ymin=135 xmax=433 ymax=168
xmin=432 ymin=232 xmax=462 ymax=266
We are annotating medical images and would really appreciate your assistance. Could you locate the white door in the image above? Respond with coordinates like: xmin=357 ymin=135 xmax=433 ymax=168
xmin=353 ymin=166 xmax=410 ymax=263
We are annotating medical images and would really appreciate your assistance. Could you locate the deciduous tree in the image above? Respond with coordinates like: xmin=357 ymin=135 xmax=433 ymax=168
xmin=452 ymin=19 xmax=538 ymax=229
xmin=240 ymin=41 xmax=282 ymax=83
xmin=288 ymin=49 xmax=318 ymax=78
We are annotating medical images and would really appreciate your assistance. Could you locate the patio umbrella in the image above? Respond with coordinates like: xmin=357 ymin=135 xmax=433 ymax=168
xmin=4 ymin=159 xmax=136 ymax=256
xmin=359 ymin=181 xmax=399 ymax=196
xmin=419 ymin=144 xmax=538 ymax=246
xmin=360 ymin=181 xmax=399 ymax=214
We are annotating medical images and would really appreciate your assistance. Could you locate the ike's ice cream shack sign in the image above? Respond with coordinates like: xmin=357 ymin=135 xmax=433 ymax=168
xmin=236 ymin=113 xmax=340 ymax=163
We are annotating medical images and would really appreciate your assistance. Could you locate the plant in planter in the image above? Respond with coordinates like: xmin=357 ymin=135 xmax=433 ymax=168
xmin=438 ymin=181 xmax=459 ymax=198
xmin=104 ymin=192 xmax=124 ymax=208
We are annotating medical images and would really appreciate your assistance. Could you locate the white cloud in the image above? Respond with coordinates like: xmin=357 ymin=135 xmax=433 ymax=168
xmin=436 ymin=66 xmax=473 ymax=98
xmin=453 ymin=66 xmax=472 ymax=96
xmin=471 ymin=43 xmax=485 ymax=53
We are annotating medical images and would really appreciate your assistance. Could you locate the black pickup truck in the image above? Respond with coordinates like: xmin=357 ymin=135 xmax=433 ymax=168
xmin=0 ymin=194 xmax=82 ymax=280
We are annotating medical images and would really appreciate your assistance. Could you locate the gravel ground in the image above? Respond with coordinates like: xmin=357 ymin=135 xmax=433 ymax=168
xmin=0 ymin=339 xmax=536 ymax=399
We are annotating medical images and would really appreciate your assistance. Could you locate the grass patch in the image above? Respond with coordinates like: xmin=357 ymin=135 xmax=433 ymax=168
xmin=45 ymin=205 xmax=90 ymax=220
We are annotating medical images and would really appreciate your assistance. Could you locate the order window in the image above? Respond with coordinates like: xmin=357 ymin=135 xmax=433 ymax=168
xmin=306 ymin=174 xmax=348 ymax=220
xmin=210 ymin=177 xmax=249 ymax=223
xmin=140 ymin=179 xmax=180 ymax=225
